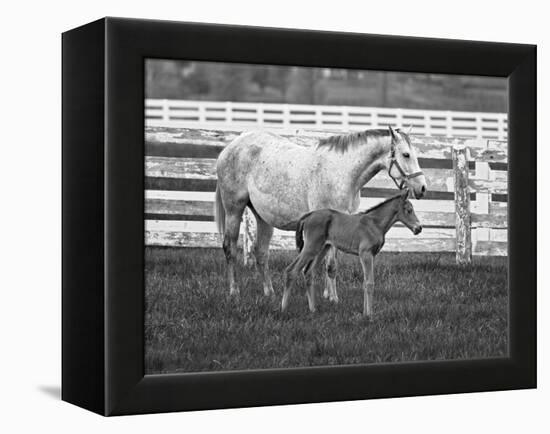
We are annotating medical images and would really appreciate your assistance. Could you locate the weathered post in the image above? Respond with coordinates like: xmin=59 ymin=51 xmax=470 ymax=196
xmin=453 ymin=145 xmax=472 ymax=265
xmin=242 ymin=208 xmax=256 ymax=266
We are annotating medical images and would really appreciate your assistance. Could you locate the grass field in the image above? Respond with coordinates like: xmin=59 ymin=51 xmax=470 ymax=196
xmin=145 ymin=247 xmax=508 ymax=374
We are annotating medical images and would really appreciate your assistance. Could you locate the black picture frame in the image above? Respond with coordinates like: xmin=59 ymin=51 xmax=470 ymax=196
xmin=62 ymin=17 xmax=536 ymax=416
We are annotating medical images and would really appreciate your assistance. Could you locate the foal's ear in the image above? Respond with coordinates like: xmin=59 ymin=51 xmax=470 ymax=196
xmin=405 ymin=125 xmax=413 ymax=135
xmin=401 ymin=189 xmax=410 ymax=200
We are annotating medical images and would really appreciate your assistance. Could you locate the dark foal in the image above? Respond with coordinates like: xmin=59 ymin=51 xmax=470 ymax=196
xmin=282 ymin=190 xmax=422 ymax=316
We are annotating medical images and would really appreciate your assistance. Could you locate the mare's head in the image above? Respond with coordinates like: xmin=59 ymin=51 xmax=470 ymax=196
xmin=396 ymin=190 xmax=422 ymax=235
xmin=386 ymin=126 xmax=427 ymax=199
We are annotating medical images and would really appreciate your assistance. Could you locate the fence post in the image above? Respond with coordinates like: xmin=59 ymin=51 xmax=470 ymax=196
xmin=498 ymin=114 xmax=507 ymax=141
xmin=424 ymin=113 xmax=431 ymax=137
xmin=453 ymin=145 xmax=472 ymax=265
xmin=225 ymin=102 xmax=232 ymax=126
xmin=396 ymin=108 xmax=403 ymax=129
xmin=475 ymin=114 xmax=483 ymax=139
xmin=445 ymin=111 xmax=453 ymax=137
xmin=473 ymin=142 xmax=491 ymax=258
xmin=196 ymin=103 xmax=205 ymax=127
xmin=257 ymin=103 xmax=264 ymax=126
xmin=162 ymin=99 xmax=170 ymax=123
xmin=283 ymin=104 xmax=290 ymax=129
xmin=371 ymin=109 xmax=378 ymax=129
xmin=242 ymin=208 xmax=256 ymax=266
xmin=342 ymin=107 xmax=349 ymax=130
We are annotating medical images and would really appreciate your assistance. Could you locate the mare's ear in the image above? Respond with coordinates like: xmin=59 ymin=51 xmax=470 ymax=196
xmin=388 ymin=125 xmax=398 ymax=140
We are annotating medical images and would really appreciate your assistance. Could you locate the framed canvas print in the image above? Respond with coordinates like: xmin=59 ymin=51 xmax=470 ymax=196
xmin=62 ymin=17 xmax=536 ymax=416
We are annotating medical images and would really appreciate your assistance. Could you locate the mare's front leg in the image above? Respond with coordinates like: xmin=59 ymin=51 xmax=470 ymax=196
xmin=359 ymin=251 xmax=374 ymax=316
xmin=323 ymin=246 xmax=339 ymax=303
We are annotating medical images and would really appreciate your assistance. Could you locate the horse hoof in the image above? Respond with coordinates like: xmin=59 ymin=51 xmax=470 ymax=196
xmin=229 ymin=288 xmax=240 ymax=297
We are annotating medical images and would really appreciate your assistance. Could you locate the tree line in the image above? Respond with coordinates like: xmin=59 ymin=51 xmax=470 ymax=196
xmin=145 ymin=60 xmax=507 ymax=112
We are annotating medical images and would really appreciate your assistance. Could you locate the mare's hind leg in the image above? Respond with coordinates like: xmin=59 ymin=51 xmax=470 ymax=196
xmin=253 ymin=213 xmax=275 ymax=296
xmin=223 ymin=202 xmax=247 ymax=296
xmin=323 ymin=246 xmax=339 ymax=303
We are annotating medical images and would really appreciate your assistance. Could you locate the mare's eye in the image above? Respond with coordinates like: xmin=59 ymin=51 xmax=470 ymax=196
xmin=403 ymin=152 xmax=410 ymax=158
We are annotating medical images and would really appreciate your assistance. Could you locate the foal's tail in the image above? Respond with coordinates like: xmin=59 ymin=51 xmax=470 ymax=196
xmin=295 ymin=211 xmax=313 ymax=252
xmin=214 ymin=185 xmax=225 ymax=235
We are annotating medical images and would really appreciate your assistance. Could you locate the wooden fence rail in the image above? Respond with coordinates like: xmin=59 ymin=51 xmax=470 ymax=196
xmin=145 ymin=99 xmax=508 ymax=141
xmin=145 ymin=127 xmax=508 ymax=264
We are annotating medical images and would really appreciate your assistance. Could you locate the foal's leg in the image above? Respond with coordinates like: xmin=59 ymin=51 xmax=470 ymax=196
xmin=306 ymin=246 xmax=330 ymax=313
xmin=253 ymin=215 xmax=275 ymax=296
xmin=282 ymin=256 xmax=300 ymax=312
xmin=359 ymin=251 xmax=375 ymax=316
xmin=282 ymin=252 xmax=317 ymax=312
xmin=222 ymin=204 xmax=247 ymax=296
xmin=323 ymin=245 xmax=339 ymax=303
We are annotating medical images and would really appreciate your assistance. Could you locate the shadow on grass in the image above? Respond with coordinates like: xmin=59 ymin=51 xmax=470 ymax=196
xmin=37 ymin=385 xmax=61 ymax=400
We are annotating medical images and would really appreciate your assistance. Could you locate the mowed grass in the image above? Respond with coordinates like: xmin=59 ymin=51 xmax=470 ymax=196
xmin=145 ymin=247 xmax=508 ymax=374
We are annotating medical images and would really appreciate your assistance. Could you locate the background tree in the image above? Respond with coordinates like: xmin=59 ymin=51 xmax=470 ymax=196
xmin=251 ymin=66 xmax=270 ymax=92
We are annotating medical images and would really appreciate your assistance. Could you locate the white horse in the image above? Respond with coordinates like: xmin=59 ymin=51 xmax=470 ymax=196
xmin=215 ymin=126 xmax=427 ymax=299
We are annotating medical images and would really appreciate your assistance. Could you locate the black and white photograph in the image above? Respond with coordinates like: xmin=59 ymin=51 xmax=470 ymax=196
xmin=144 ymin=60 xmax=509 ymax=374
xmin=3 ymin=0 xmax=544 ymax=429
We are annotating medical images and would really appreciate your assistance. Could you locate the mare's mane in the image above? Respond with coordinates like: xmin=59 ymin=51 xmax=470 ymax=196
xmin=317 ymin=129 xmax=390 ymax=153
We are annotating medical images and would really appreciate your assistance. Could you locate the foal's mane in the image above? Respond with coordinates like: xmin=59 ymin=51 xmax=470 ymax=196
xmin=317 ymin=129 xmax=390 ymax=153
xmin=361 ymin=192 xmax=405 ymax=215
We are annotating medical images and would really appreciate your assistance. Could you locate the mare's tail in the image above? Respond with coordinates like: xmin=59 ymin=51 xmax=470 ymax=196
xmin=214 ymin=185 xmax=226 ymax=235
xmin=295 ymin=211 xmax=313 ymax=252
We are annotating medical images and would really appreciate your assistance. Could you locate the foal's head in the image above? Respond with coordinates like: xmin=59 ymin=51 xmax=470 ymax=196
xmin=396 ymin=191 xmax=422 ymax=235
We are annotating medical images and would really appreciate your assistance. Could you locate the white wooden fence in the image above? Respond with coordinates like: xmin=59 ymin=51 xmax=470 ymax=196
xmin=144 ymin=127 xmax=508 ymax=264
xmin=145 ymin=99 xmax=508 ymax=141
